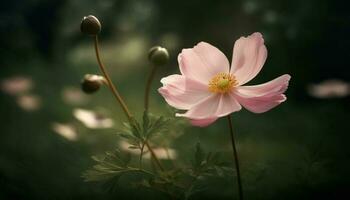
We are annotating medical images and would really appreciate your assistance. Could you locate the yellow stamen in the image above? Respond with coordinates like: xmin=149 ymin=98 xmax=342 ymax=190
xmin=208 ymin=73 xmax=238 ymax=93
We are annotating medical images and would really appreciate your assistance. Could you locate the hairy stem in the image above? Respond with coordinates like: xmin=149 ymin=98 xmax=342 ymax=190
xmin=227 ymin=115 xmax=243 ymax=200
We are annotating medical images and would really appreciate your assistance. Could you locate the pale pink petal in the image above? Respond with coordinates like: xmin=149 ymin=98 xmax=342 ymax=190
xmin=192 ymin=42 xmax=230 ymax=75
xmin=176 ymin=93 xmax=241 ymax=120
xmin=158 ymin=74 xmax=211 ymax=110
xmin=190 ymin=117 xmax=218 ymax=127
xmin=179 ymin=42 xmax=230 ymax=84
xmin=233 ymin=74 xmax=291 ymax=113
xmin=230 ymin=32 xmax=267 ymax=85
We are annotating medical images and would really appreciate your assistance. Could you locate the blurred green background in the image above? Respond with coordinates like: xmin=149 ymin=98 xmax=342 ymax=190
xmin=1 ymin=0 xmax=349 ymax=199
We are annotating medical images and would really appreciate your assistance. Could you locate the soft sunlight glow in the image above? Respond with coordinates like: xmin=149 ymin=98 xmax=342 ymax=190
xmin=52 ymin=122 xmax=78 ymax=141
xmin=62 ymin=87 xmax=89 ymax=105
xmin=17 ymin=94 xmax=41 ymax=111
xmin=73 ymin=108 xmax=114 ymax=129
xmin=307 ymin=79 xmax=349 ymax=98
xmin=119 ymin=141 xmax=177 ymax=160
xmin=1 ymin=76 xmax=33 ymax=96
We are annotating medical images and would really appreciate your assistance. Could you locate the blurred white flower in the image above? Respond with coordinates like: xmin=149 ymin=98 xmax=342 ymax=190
xmin=307 ymin=79 xmax=350 ymax=98
xmin=119 ymin=141 xmax=177 ymax=160
xmin=1 ymin=76 xmax=33 ymax=95
xmin=51 ymin=122 xmax=78 ymax=141
xmin=16 ymin=94 xmax=41 ymax=111
xmin=62 ymin=87 xmax=89 ymax=105
xmin=73 ymin=108 xmax=114 ymax=129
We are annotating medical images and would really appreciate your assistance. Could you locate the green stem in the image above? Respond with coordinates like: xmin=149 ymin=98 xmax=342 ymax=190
xmin=93 ymin=35 xmax=164 ymax=171
xmin=144 ymin=64 xmax=158 ymax=111
xmin=139 ymin=143 xmax=145 ymax=168
xmin=93 ymin=35 xmax=133 ymax=120
xmin=142 ymin=62 xmax=167 ymax=171
xmin=227 ymin=115 xmax=243 ymax=200
xmin=145 ymin=141 xmax=165 ymax=171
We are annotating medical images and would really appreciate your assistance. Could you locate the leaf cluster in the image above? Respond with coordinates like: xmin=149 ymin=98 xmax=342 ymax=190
xmin=82 ymin=141 xmax=235 ymax=200
xmin=117 ymin=111 xmax=170 ymax=150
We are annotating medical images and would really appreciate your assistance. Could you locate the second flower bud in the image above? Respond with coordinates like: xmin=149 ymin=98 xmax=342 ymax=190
xmin=81 ymin=74 xmax=106 ymax=94
xmin=148 ymin=46 xmax=169 ymax=66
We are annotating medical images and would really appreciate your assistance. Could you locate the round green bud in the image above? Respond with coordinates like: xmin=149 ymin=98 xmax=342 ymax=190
xmin=81 ymin=74 xmax=105 ymax=94
xmin=148 ymin=46 xmax=169 ymax=66
xmin=80 ymin=15 xmax=101 ymax=36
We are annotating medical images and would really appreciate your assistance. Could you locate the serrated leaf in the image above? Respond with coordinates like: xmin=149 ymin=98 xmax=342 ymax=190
xmin=129 ymin=117 xmax=142 ymax=139
xmin=82 ymin=148 xmax=133 ymax=183
xmin=116 ymin=119 xmax=144 ymax=147
xmin=122 ymin=122 xmax=131 ymax=131
xmin=146 ymin=115 xmax=170 ymax=139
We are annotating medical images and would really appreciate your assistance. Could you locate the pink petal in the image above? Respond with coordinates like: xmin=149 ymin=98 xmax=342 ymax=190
xmin=190 ymin=117 xmax=218 ymax=127
xmin=179 ymin=42 xmax=230 ymax=84
xmin=230 ymin=32 xmax=267 ymax=85
xmin=233 ymin=74 xmax=291 ymax=113
xmin=158 ymin=74 xmax=211 ymax=110
xmin=176 ymin=92 xmax=241 ymax=120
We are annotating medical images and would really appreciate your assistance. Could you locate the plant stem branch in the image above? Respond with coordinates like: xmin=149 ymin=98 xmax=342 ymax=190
xmin=227 ymin=115 xmax=243 ymax=200
xmin=93 ymin=35 xmax=164 ymax=172
xmin=145 ymin=141 xmax=165 ymax=171
xmin=144 ymin=64 xmax=158 ymax=111
xmin=93 ymin=35 xmax=132 ymax=121
xmin=139 ymin=143 xmax=145 ymax=168
xmin=142 ymin=62 xmax=166 ymax=171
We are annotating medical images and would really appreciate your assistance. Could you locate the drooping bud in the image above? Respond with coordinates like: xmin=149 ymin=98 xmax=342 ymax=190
xmin=81 ymin=74 xmax=106 ymax=94
xmin=80 ymin=15 xmax=101 ymax=36
xmin=148 ymin=46 xmax=169 ymax=66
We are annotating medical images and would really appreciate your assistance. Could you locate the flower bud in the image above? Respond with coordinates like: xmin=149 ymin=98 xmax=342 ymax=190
xmin=80 ymin=15 xmax=101 ymax=36
xmin=81 ymin=74 xmax=105 ymax=94
xmin=148 ymin=46 xmax=169 ymax=66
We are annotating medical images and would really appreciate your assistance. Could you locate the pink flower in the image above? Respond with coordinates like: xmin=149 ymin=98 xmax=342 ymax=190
xmin=158 ymin=33 xmax=291 ymax=127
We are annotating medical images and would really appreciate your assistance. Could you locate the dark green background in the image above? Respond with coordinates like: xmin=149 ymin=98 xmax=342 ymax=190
xmin=1 ymin=0 xmax=349 ymax=199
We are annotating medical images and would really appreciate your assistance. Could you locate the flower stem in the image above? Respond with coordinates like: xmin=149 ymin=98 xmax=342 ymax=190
xmin=93 ymin=36 xmax=165 ymax=171
xmin=227 ymin=115 xmax=243 ymax=200
xmin=93 ymin=35 xmax=133 ymax=121
xmin=141 ymin=62 xmax=167 ymax=171
xmin=145 ymin=141 xmax=165 ymax=171
xmin=139 ymin=143 xmax=145 ymax=168
xmin=144 ymin=64 xmax=158 ymax=111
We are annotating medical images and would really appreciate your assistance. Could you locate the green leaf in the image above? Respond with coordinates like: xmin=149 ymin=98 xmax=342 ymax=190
xmin=117 ymin=132 xmax=138 ymax=144
xmin=115 ymin=118 xmax=144 ymax=149
xmin=129 ymin=117 xmax=142 ymax=139
xmin=147 ymin=115 xmax=170 ymax=139
xmin=82 ymin=148 xmax=132 ymax=182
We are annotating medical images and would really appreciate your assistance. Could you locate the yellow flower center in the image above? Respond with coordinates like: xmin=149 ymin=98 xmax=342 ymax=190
xmin=208 ymin=73 xmax=238 ymax=93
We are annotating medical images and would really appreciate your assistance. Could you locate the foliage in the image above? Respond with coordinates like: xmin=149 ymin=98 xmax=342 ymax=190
xmin=82 ymin=149 xmax=132 ymax=182
xmin=116 ymin=111 xmax=170 ymax=150
xmin=82 ymin=135 xmax=235 ymax=200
